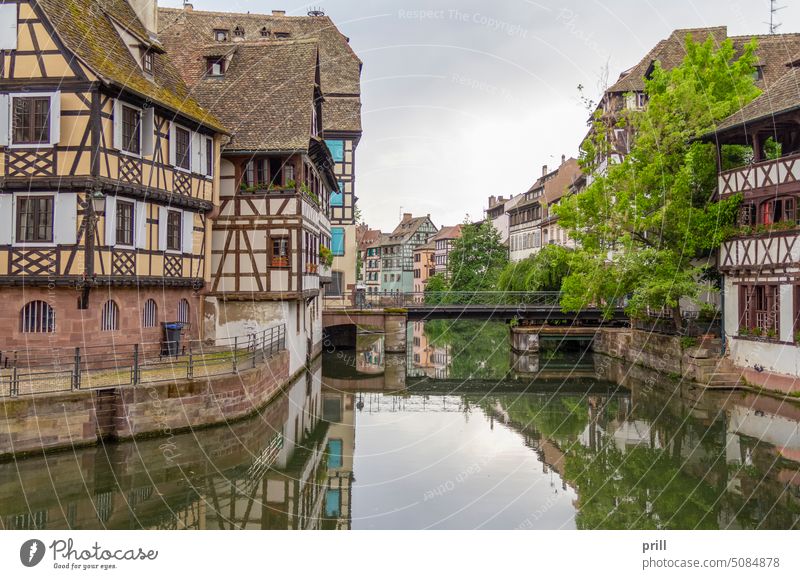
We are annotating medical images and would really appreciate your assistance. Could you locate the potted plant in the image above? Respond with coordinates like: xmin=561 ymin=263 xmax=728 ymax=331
xmin=766 ymin=327 xmax=778 ymax=340
xmin=319 ymin=245 xmax=333 ymax=267
xmin=751 ymin=326 xmax=763 ymax=338
xmin=739 ymin=327 xmax=749 ymax=337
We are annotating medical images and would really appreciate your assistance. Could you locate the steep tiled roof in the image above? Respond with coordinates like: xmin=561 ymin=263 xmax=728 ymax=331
xmin=358 ymin=228 xmax=382 ymax=250
xmin=158 ymin=7 xmax=362 ymax=135
xmin=432 ymin=224 xmax=463 ymax=242
xmin=715 ymin=67 xmax=800 ymax=133
xmin=171 ymin=38 xmax=320 ymax=151
xmin=384 ymin=216 xmax=436 ymax=244
xmin=514 ymin=158 xmax=581 ymax=212
xmin=608 ymin=27 xmax=728 ymax=94
xmin=37 ymin=0 xmax=224 ymax=132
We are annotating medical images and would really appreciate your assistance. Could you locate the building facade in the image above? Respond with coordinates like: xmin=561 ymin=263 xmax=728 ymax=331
xmin=158 ymin=4 xmax=363 ymax=306
xmin=160 ymin=8 xmax=340 ymax=373
xmin=431 ymin=225 xmax=462 ymax=278
xmin=710 ymin=68 xmax=800 ymax=387
xmin=508 ymin=157 xmax=580 ymax=262
xmin=379 ymin=214 xmax=437 ymax=293
xmin=412 ymin=240 xmax=435 ymax=293
xmin=0 ymin=0 xmax=226 ymax=349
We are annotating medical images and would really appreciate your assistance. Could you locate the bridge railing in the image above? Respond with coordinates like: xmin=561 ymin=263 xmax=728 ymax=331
xmin=363 ymin=291 xmax=565 ymax=307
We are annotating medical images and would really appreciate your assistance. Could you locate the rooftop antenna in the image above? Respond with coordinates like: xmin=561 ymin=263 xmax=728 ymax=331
xmin=307 ymin=6 xmax=325 ymax=16
xmin=767 ymin=0 xmax=785 ymax=34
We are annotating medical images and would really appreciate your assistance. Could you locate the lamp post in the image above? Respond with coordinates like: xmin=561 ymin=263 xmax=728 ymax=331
xmin=78 ymin=190 xmax=106 ymax=309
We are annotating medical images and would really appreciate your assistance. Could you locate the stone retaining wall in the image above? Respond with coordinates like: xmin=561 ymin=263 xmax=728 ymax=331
xmin=0 ymin=350 xmax=290 ymax=459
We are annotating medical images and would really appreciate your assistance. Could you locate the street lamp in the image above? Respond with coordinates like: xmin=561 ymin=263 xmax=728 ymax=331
xmin=77 ymin=190 xmax=106 ymax=309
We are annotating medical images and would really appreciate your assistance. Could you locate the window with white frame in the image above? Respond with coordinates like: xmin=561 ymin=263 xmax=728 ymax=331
xmin=3 ymin=93 xmax=61 ymax=147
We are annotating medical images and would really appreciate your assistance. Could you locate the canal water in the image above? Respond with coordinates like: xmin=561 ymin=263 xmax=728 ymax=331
xmin=1 ymin=320 xmax=799 ymax=530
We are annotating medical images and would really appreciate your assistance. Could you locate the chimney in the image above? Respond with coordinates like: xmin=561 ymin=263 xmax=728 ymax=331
xmin=561 ymin=154 xmax=565 ymax=165
xmin=542 ymin=165 xmax=548 ymax=177
xmin=402 ymin=213 xmax=412 ymax=222
xmin=272 ymin=10 xmax=286 ymax=16
xmin=488 ymin=195 xmax=496 ymax=207
xmin=183 ymin=2 xmax=193 ymax=11
xmin=127 ymin=0 xmax=159 ymax=35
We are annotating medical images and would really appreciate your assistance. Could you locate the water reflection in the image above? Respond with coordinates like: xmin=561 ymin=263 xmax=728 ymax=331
xmin=1 ymin=322 xmax=799 ymax=529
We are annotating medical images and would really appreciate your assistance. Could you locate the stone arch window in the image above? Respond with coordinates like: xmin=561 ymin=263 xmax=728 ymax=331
xmin=177 ymin=299 xmax=190 ymax=324
xmin=21 ymin=300 xmax=55 ymax=333
xmin=142 ymin=299 xmax=158 ymax=328
xmin=101 ymin=300 xmax=119 ymax=332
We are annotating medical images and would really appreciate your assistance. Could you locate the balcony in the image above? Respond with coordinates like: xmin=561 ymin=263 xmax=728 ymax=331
xmin=718 ymin=152 xmax=800 ymax=199
xmin=318 ymin=263 xmax=332 ymax=283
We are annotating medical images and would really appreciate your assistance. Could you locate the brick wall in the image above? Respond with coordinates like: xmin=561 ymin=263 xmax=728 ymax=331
xmin=0 ymin=349 xmax=290 ymax=459
xmin=0 ymin=286 xmax=201 ymax=350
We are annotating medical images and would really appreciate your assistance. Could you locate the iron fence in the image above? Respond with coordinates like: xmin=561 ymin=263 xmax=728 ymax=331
xmin=0 ymin=325 xmax=287 ymax=398
xmin=360 ymin=291 xmax=567 ymax=308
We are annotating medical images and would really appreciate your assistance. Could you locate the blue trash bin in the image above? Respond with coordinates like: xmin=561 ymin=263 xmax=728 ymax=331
xmin=162 ymin=322 xmax=183 ymax=356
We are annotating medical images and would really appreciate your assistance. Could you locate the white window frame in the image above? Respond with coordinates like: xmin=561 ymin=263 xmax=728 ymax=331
xmin=6 ymin=92 xmax=61 ymax=148
xmin=113 ymin=100 xmax=143 ymax=158
xmin=108 ymin=196 xmax=137 ymax=249
xmin=169 ymin=122 xmax=192 ymax=173
xmin=11 ymin=191 xmax=76 ymax=248
xmin=159 ymin=206 xmax=183 ymax=255
xmin=204 ymin=136 xmax=214 ymax=178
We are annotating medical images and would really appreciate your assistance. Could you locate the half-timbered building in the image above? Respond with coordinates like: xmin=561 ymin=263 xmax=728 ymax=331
xmin=159 ymin=20 xmax=339 ymax=372
xmin=711 ymin=67 xmax=800 ymax=385
xmin=159 ymin=5 xmax=363 ymax=306
xmin=0 ymin=0 xmax=226 ymax=349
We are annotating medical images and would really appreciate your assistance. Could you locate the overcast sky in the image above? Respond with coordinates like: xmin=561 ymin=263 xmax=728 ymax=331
xmin=163 ymin=0 xmax=799 ymax=231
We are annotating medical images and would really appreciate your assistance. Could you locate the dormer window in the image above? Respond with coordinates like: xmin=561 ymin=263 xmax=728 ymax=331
xmin=753 ymin=65 xmax=764 ymax=82
xmin=275 ymin=32 xmax=290 ymax=39
xmin=214 ymin=29 xmax=229 ymax=42
xmin=260 ymin=27 xmax=270 ymax=38
xmin=142 ymin=49 xmax=153 ymax=74
xmin=233 ymin=26 xmax=245 ymax=38
xmin=206 ymin=57 xmax=225 ymax=76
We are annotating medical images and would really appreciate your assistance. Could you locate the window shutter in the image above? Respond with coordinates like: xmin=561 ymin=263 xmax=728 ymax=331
xmin=54 ymin=193 xmax=77 ymax=245
xmin=198 ymin=136 xmax=207 ymax=176
xmin=113 ymin=99 xmax=123 ymax=150
xmin=191 ymin=132 xmax=202 ymax=173
xmin=134 ymin=201 xmax=148 ymax=249
xmin=141 ymin=107 xmax=155 ymax=156
xmin=168 ymin=122 xmax=176 ymax=166
xmin=182 ymin=210 xmax=194 ymax=254
xmin=158 ymin=206 xmax=168 ymax=250
xmin=0 ymin=194 xmax=13 ymax=244
xmin=0 ymin=94 xmax=8 ymax=147
xmin=104 ymin=195 xmax=117 ymax=246
xmin=0 ymin=4 xmax=17 ymax=51
xmin=49 ymin=92 xmax=61 ymax=145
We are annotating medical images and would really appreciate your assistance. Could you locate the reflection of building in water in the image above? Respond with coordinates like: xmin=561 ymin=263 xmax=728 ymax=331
xmin=322 ymin=388 xmax=356 ymax=530
xmin=357 ymin=334 xmax=384 ymax=375
xmin=409 ymin=321 xmax=435 ymax=378
xmin=431 ymin=345 xmax=452 ymax=379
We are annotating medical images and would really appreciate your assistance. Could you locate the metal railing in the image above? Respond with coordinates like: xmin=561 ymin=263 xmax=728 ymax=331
xmin=360 ymin=291 xmax=566 ymax=308
xmin=0 ymin=325 xmax=286 ymax=398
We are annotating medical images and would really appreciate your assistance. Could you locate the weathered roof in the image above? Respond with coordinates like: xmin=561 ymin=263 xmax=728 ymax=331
xmin=383 ymin=216 xmax=436 ymax=244
xmin=159 ymin=7 xmax=362 ymax=134
xmin=514 ymin=158 xmax=581 ymax=212
xmin=414 ymin=240 xmax=436 ymax=252
xmin=431 ymin=224 xmax=463 ymax=242
xmin=607 ymin=27 xmax=800 ymax=95
xmin=714 ymin=67 xmax=800 ymax=133
xmin=37 ymin=0 xmax=224 ymax=132
xmin=607 ymin=27 xmax=728 ymax=94
xmin=168 ymin=38 xmax=320 ymax=151
xmin=358 ymin=228 xmax=383 ymax=250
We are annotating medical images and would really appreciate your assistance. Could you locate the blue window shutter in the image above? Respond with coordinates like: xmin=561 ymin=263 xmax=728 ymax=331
xmin=331 ymin=227 xmax=345 ymax=256
xmin=331 ymin=182 xmax=344 ymax=207
xmin=326 ymin=139 xmax=344 ymax=162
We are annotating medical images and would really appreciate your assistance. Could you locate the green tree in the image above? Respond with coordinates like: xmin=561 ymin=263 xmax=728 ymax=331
xmin=424 ymin=273 xmax=448 ymax=304
xmin=555 ymin=35 xmax=758 ymax=328
xmin=447 ymin=221 xmax=508 ymax=299
xmin=497 ymin=245 xmax=573 ymax=293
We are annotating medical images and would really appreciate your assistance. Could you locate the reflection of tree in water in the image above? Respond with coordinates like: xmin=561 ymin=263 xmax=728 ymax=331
xmin=478 ymin=388 xmax=800 ymax=529
xmin=423 ymin=321 xmax=510 ymax=379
